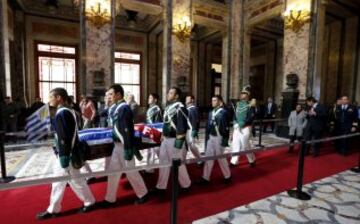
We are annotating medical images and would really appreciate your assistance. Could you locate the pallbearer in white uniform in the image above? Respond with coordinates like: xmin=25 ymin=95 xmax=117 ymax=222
xmin=154 ymin=87 xmax=191 ymax=192
xmin=200 ymin=95 xmax=231 ymax=184
xmin=101 ymin=84 xmax=149 ymax=207
xmin=184 ymin=95 xmax=201 ymax=159
xmin=145 ymin=93 xmax=162 ymax=172
xmin=230 ymin=89 xmax=256 ymax=167
xmin=37 ymin=88 xmax=96 ymax=220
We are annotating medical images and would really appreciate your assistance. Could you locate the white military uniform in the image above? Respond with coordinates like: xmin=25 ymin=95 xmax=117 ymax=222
xmin=203 ymin=107 xmax=231 ymax=181
xmin=145 ymin=104 xmax=162 ymax=172
xmin=105 ymin=101 xmax=148 ymax=202
xmin=230 ymin=102 xmax=256 ymax=165
xmin=156 ymin=102 xmax=191 ymax=189
xmin=47 ymin=107 xmax=95 ymax=214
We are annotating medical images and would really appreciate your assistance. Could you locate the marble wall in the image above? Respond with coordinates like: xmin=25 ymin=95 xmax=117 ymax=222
xmin=283 ymin=23 xmax=310 ymax=100
xmin=171 ymin=0 xmax=192 ymax=94
xmin=83 ymin=0 xmax=115 ymax=97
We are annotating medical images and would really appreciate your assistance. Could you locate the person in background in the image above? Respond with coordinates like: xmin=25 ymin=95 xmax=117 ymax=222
xmin=288 ymin=104 xmax=307 ymax=152
xmin=329 ymin=99 xmax=342 ymax=136
xmin=263 ymin=97 xmax=277 ymax=133
xmin=30 ymin=97 xmax=45 ymax=114
xmin=199 ymin=95 xmax=231 ymax=184
xmin=3 ymin=96 xmax=20 ymax=132
xmin=99 ymin=91 xmax=111 ymax=128
xmin=250 ymin=98 xmax=258 ymax=137
xmin=184 ymin=95 xmax=202 ymax=160
xmin=80 ymin=95 xmax=96 ymax=129
xmin=69 ymin=95 xmax=81 ymax=114
xmin=127 ymin=93 xmax=140 ymax=123
xmin=304 ymin=97 xmax=327 ymax=157
xmin=37 ymin=88 xmax=96 ymax=220
xmin=334 ymin=96 xmax=358 ymax=155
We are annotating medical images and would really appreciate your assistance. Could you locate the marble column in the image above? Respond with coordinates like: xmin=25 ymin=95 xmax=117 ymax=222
xmin=79 ymin=0 xmax=115 ymax=99
xmin=197 ymin=41 xmax=206 ymax=107
xmin=11 ymin=11 xmax=26 ymax=103
xmin=307 ymin=0 xmax=326 ymax=100
xmin=162 ymin=0 xmax=192 ymax=103
xmin=229 ymin=0 xmax=250 ymax=99
xmin=0 ymin=0 xmax=11 ymax=98
xmin=221 ymin=32 xmax=231 ymax=103
xmin=283 ymin=0 xmax=325 ymax=100
xmin=148 ymin=33 xmax=158 ymax=95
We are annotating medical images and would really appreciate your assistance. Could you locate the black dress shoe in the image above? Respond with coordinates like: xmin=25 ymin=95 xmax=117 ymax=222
xmin=36 ymin=211 xmax=58 ymax=220
xmin=229 ymin=163 xmax=238 ymax=168
xmin=79 ymin=204 xmax=97 ymax=213
xmin=180 ymin=186 xmax=191 ymax=194
xmin=249 ymin=162 xmax=256 ymax=168
xmin=86 ymin=177 xmax=97 ymax=184
xmin=196 ymin=178 xmax=210 ymax=185
xmin=224 ymin=176 xmax=232 ymax=184
xmin=149 ymin=188 xmax=166 ymax=195
xmin=134 ymin=193 xmax=149 ymax=205
xmin=99 ymin=200 xmax=116 ymax=208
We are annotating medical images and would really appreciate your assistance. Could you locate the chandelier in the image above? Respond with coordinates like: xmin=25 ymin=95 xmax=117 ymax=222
xmin=283 ymin=1 xmax=311 ymax=33
xmin=172 ymin=16 xmax=192 ymax=42
xmin=85 ymin=1 xmax=112 ymax=28
xmin=73 ymin=0 xmax=112 ymax=28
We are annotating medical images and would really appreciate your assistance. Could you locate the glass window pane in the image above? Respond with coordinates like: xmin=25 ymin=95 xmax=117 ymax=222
xmin=64 ymin=47 xmax=76 ymax=54
xmin=50 ymin=45 xmax=64 ymax=53
xmin=39 ymin=57 xmax=51 ymax=81
xmin=123 ymin=85 xmax=140 ymax=103
xmin=37 ymin=44 xmax=75 ymax=55
xmin=114 ymin=62 xmax=140 ymax=84
xmin=38 ymin=44 xmax=51 ymax=52
xmin=211 ymin=63 xmax=222 ymax=73
xmin=114 ymin=52 xmax=140 ymax=60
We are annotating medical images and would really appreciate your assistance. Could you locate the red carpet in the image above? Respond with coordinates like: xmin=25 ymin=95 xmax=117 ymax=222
xmin=0 ymin=145 xmax=358 ymax=224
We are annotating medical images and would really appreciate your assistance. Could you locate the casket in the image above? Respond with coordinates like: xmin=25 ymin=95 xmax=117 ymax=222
xmin=78 ymin=124 xmax=163 ymax=160
xmin=78 ymin=128 xmax=114 ymax=160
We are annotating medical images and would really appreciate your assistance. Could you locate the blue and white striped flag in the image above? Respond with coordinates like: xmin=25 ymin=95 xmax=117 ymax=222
xmin=25 ymin=104 xmax=51 ymax=142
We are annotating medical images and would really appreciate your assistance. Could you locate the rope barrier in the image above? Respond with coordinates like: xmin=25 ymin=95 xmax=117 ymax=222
xmin=1 ymin=132 xmax=358 ymax=191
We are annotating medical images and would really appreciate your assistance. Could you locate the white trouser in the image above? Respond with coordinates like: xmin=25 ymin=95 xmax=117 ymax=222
xmin=183 ymin=130 xmax=201 ymax=159
xmin=82 ymin=157 xmax=111 ymax=175
xmin=146 ymin=147 xmax=159 ymax=173
xmin=47 ymin=157 xmax=95 ymax=213
xmin=203 ymin=135 xmax=231 ymax=181
xmin=156 ymin=138 xmax=191 ymax=189
xmin=105 ymin=142 xmax=148 ymax=202
xmin=230 ymin=126 xmax=256 ymax=165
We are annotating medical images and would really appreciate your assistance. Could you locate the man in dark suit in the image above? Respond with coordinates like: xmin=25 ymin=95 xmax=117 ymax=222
xmin=263 ymin=97 xmax=278 ymax=133
xmin=334 ymin=96 xmax=358 ymax=155
xmin=304 ymin=97 xmax=327 ymax=157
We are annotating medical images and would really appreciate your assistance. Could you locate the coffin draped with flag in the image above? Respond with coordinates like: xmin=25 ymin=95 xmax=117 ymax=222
xmin=78 ymin=123 xmax=163 ymax=160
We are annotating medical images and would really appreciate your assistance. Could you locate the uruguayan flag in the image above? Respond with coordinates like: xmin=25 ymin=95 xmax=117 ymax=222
xmin=78 ymin=128 xmax=113 ymax=146
xmin=25 ymin=104 xmax=51 ymax=142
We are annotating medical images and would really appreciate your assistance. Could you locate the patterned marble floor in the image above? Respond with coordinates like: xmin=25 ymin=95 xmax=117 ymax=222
xmin=193 ymin=170 xmax=360 ymax=224
xmin=3 ymin=130 xmax=288 ymax=182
